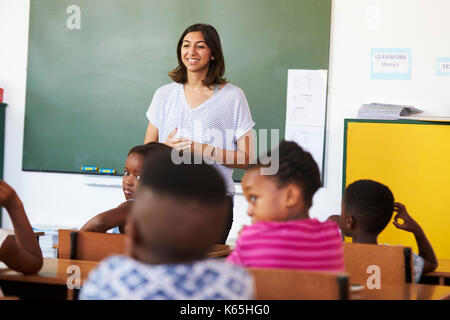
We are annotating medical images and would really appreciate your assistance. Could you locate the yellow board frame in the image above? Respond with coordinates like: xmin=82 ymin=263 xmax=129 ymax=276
xmin=343 ymin=119 xmax=450 ymax=259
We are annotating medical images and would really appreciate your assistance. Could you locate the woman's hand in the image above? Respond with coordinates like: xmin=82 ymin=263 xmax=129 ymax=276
xmin=165 ymin=128 xmax=192 ymax=150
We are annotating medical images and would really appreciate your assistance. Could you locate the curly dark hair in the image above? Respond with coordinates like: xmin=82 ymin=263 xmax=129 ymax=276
xmin=251 ymin=140 xmax=321 ymax=208
xmin=343 ymin=179 xmax=394 ymax=234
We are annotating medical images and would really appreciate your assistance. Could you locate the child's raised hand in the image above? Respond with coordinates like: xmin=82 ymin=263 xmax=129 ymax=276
xmin=164 ymin=128 xmax=192 ymax=150
xmin=393 ymin=202 xmax=421 ymax=234
xmin=0 ymin=180 xmax=21 ymax=210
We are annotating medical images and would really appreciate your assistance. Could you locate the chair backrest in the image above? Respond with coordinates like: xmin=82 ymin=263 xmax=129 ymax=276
xmin=343 ymin=242 xmax=413 ymax=285
xmin=247 ymin=267 xmax=350 ymax=300
xmin=58 ymin=229 xmax=127 ymax=261
xmin=206 ymin=244 xmax=233 ymax=258
xmin=0 ymin=296 xmax=19 ymax=300
xmin=58 ymin=230 xmax=233 ymax=261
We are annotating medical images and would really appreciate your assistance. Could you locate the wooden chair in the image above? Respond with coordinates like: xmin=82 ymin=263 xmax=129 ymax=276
xmin=58 ymin=230 xmax=234 ymax=261
xmin=343 ymin=242 xmax=413 ymax=285
xmin=0 ymin=296 xmax=19 ymax=300
xmin=247 ymin=267 xmax=350 ymax=300
xmin=58 ymin=229 xmax=127 ymax=261
xmin=206 ymin=244 xmax=234 ymax=258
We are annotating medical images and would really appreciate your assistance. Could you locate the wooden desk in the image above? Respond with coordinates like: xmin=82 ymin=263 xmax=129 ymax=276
xmin=2 ymin=258 xmax=449 ymax=300
xmin=206 ymin=244 xmax=234 ymax=258
xmin=0 ymin=246 xmax=232 ymax=287
xmin=54 ymin=240 xmax=233 ymax=259
xmin=351 ymin=283 xmax=450 ymax=300
xmin=0 ymin=245 xmax=232 ymax=300
xmin=0 ymin=258 xmax=98 ymax=300
xmin=0 ymin=258 xmax=97 ymax=285
xmin=0 ymin=296 xmax=20 ymax=300
xmin=422 ymin=259 xmax=450 ymax=286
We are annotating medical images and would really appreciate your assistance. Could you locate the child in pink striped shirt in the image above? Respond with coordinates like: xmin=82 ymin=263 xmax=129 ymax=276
xmin=226 ymin=140 xmax=344 ymax=271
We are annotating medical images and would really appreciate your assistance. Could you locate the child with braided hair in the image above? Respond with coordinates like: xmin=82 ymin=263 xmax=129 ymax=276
xmin=226 ymin=140 xmax=344 ymax=271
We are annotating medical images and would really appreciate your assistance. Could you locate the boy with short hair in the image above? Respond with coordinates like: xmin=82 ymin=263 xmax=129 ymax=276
xmin=80 ymin=148 xmax=254 ymax=300
xmin=335 ymin=179 xmax=438 ymax=283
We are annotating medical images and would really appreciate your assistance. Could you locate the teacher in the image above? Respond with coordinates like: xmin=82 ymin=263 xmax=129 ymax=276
xmin=144 ymin=23 xmax=255 ymax=243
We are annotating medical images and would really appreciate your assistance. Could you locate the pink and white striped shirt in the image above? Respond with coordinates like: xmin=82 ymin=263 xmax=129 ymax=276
xmin=226 ymin=219 xmax=344 ymax=271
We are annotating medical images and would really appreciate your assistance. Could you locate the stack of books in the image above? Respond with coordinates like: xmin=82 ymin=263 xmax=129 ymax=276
xmin=358 ymin=103 xmax=423 ymax=120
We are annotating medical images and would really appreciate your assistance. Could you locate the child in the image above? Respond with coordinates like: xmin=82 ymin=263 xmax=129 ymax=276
xmin=0 ymin=180 xmax=43 ymax=274
xmin=226 ymin=140 xmax=345 ymax=271
xmin=81 ymin=142 xmax=170 ymax=233
xmin=80 ymin=147 xmax=254 ymax=299
xmin=336 ymin=179 xmax=438 ymax=283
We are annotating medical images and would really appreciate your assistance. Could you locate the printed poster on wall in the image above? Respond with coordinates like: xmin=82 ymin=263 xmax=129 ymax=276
xmin=371 ymin=48 xmax=411 ymax=80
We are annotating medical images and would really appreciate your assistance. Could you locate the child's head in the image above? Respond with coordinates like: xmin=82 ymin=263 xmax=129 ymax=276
xmin=341 ymin=179 xmax=394 ymax=237
xmin=242 ymin=140 xmax=321 ymax=223
xmin=126 ymin=147 xmax=228 ymax=263
xmin=123 ymin=142 xmax=171 ymax=200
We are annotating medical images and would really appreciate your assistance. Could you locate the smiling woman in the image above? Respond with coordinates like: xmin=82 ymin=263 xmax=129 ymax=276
xmin=144 ymin=24 xmax=255 ymax=243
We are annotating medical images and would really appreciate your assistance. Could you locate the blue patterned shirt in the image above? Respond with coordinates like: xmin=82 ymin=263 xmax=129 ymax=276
xmin=79 ymin=255 xmax=254 ymax=300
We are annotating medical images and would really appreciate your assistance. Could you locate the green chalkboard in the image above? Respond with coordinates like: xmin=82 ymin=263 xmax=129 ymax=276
xmin=23 ymin=0 xmax=331 ymax=180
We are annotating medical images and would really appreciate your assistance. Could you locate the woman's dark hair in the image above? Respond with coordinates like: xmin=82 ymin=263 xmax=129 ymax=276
xmin=250 ymin=140 xmax=321 ymax=208
xmin=169 ymin=23 xmax=227 ymax=87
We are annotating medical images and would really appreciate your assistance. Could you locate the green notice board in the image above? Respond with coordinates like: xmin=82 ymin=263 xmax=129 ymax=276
xmin=23 ymin=0 xmax=331 ymax=179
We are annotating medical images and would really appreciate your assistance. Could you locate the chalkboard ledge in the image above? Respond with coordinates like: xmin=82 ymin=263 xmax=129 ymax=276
xmin=83 ymin=175 xmax=122 ymax=188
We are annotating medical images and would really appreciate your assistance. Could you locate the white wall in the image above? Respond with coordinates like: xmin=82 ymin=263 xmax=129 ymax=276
xmin=1 ymin=0 xmax=449 ymax=244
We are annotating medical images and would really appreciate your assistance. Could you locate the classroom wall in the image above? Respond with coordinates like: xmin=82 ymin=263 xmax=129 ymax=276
xmin=1 ymin=0 xmax=449 ymax=244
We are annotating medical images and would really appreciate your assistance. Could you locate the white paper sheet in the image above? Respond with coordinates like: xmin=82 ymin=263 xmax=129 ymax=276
xmin=286 ymin=69 xmax=328 ymax=127
xmin=285 ymin=125 xmax=325 ymax=175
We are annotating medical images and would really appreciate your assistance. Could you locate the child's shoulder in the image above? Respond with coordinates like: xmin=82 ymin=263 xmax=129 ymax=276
xmin=94 ymin=254 xmax=133 ymax=272
xmin=239 ymin=219 xmax=341 ymax=242
xmin=246 ymin=219 xmax=339 ymax=231
xmin=117 ymin=199 xmax=134 ymax=209
xmin=82 ymin=255 xmax=131 ymax=289
xmin=193 ymin=259 xmax=254 ymax=298
xmin=201 ymin=258 xmax=252 ymax=276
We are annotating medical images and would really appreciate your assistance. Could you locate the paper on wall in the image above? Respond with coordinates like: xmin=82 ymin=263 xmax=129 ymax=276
xmin=286 ymin=69 xmax=328 ymax=127
xmin=285 ymin=125 xmax=325 ymax=175
xmin=285 ymin=69 xmax=328 ymax=178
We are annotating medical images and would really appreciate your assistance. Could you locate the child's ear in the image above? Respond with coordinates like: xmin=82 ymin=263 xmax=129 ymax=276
xmin=345 ymin=214 xmax=356 ymax=230
xmin=284 ymin=184 xmax=303 ymax=208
